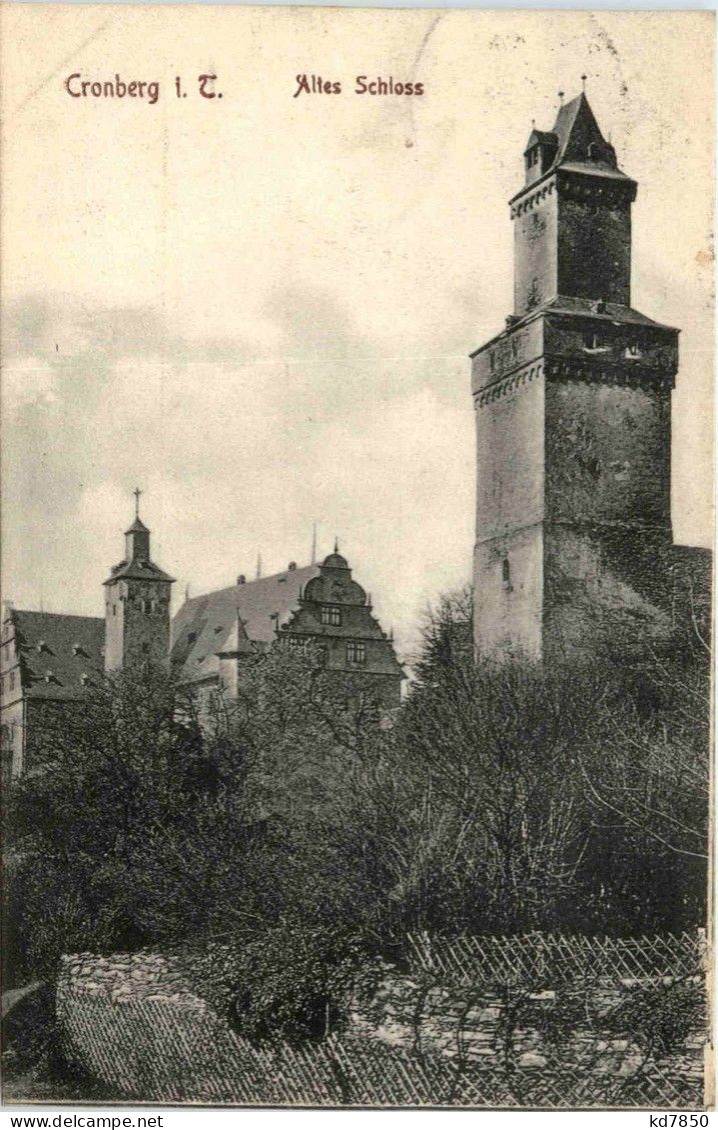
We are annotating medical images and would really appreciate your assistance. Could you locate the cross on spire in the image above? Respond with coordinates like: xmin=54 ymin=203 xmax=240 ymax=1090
xmin=133 ymin=486 xmax=142 ymax=518
xmin=581 ymin=74 xmax=587 ymax=92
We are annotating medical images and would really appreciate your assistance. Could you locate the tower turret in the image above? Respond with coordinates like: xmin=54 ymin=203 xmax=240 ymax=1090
xmin=103 ymin=491 xmax=175 ymax=672
xmin=512 ymin=91 xmax=636 ymax=316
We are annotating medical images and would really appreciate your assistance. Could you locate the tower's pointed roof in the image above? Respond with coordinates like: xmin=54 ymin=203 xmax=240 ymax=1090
xmin=513 ymin=89 xmax=633 ymax=205
xmin=552 ymin=91 xmax=608 ymax=164
xmin=124 ymin=515 xmax=149 ymax=536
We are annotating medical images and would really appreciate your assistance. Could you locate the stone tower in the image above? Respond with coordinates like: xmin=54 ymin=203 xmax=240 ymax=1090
xmin=471 ymin=91 xmax=679 ymax=663
xmin=103 ymin=493 xmax=175 ymax=672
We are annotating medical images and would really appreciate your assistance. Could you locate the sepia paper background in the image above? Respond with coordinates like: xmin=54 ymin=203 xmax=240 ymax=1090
xmin=1 ymin=4 xmax=713 ymax=659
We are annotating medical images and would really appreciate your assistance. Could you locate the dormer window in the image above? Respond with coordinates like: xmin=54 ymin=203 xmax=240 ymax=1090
xmin=44 ymin=670 xmax=55 ymax=683
xmin=36 ymin=640 xmax=46 ymax=653
xmin=625 ymin=343 xmax=643 ymax=359
xmin=321 ymin=606 xmax=341 ymax=627
xmin=80 ymin=673 xmax=89 ymax=686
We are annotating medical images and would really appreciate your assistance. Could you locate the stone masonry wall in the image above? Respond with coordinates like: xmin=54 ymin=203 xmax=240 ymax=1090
xmin=349 ymin=970 xmax=705 ymax=1084
xmin=57 ymin=950 xmax=206 ymax=1012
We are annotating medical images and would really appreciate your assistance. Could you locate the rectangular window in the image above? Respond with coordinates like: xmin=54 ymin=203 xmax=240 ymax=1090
xmin=321 ymin=606 xmax=341 ymax=626
xmin=346 ymin=641 xmax=366 ymax=665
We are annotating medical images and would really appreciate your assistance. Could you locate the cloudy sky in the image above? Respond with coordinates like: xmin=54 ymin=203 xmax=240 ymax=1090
xmin=1 ymin=6 xmax=713 ymax=661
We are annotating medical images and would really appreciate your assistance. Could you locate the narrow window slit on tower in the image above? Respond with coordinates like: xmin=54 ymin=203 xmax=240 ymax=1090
xmin=502 ymin=558 xmax=512 ymax=591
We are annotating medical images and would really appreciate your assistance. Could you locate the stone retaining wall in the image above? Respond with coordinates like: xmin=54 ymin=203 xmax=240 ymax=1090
xmin=58 ymin=950 xmax=206 ymax=1010
xmin=350 ymin=970 xmax=705 ymax=1085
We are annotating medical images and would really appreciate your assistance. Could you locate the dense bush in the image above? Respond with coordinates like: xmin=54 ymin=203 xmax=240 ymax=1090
xmin=3 ymin=601 xmax=709 ymax=1034
xmin=181 ymin=924 xmax=381 ymax=1046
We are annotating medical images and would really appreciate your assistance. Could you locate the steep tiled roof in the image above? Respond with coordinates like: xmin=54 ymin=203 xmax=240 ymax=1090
xmin=8 ymin=611 xmax=104 ymax=700
xmin=552 ymin=93 xmax=602 ymax=163
xmin=171 ymin=565 xmax=320 ymax=683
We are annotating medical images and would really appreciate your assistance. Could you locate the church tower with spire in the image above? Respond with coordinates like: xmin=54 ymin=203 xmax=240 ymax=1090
xmin=471 ymin=89 xmax=680 ymax=662
xmin=103 ymin=491 xmax=175 ymax=672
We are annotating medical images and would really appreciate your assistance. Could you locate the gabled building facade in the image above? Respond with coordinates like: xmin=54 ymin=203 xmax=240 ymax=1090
xmin=470 ymin=90 xmax=711 ymax=663
xmin=170 ymin=548 xmax=404 ymax=709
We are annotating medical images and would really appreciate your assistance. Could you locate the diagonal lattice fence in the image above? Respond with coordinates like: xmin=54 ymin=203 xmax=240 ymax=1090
xmin=56 ymin=929 xmax=708 ymax=1108
xmin=406 ymin=930 xmax=706 ymax=986
xmin=57 ymin=989 xmax=705 ymax=1108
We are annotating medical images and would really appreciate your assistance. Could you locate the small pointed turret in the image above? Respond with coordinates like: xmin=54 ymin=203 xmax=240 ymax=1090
xmin=124 ymin=515 xmax=150 ymax=562
xmin=124 ymin=488 xmax=150 ymax=561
